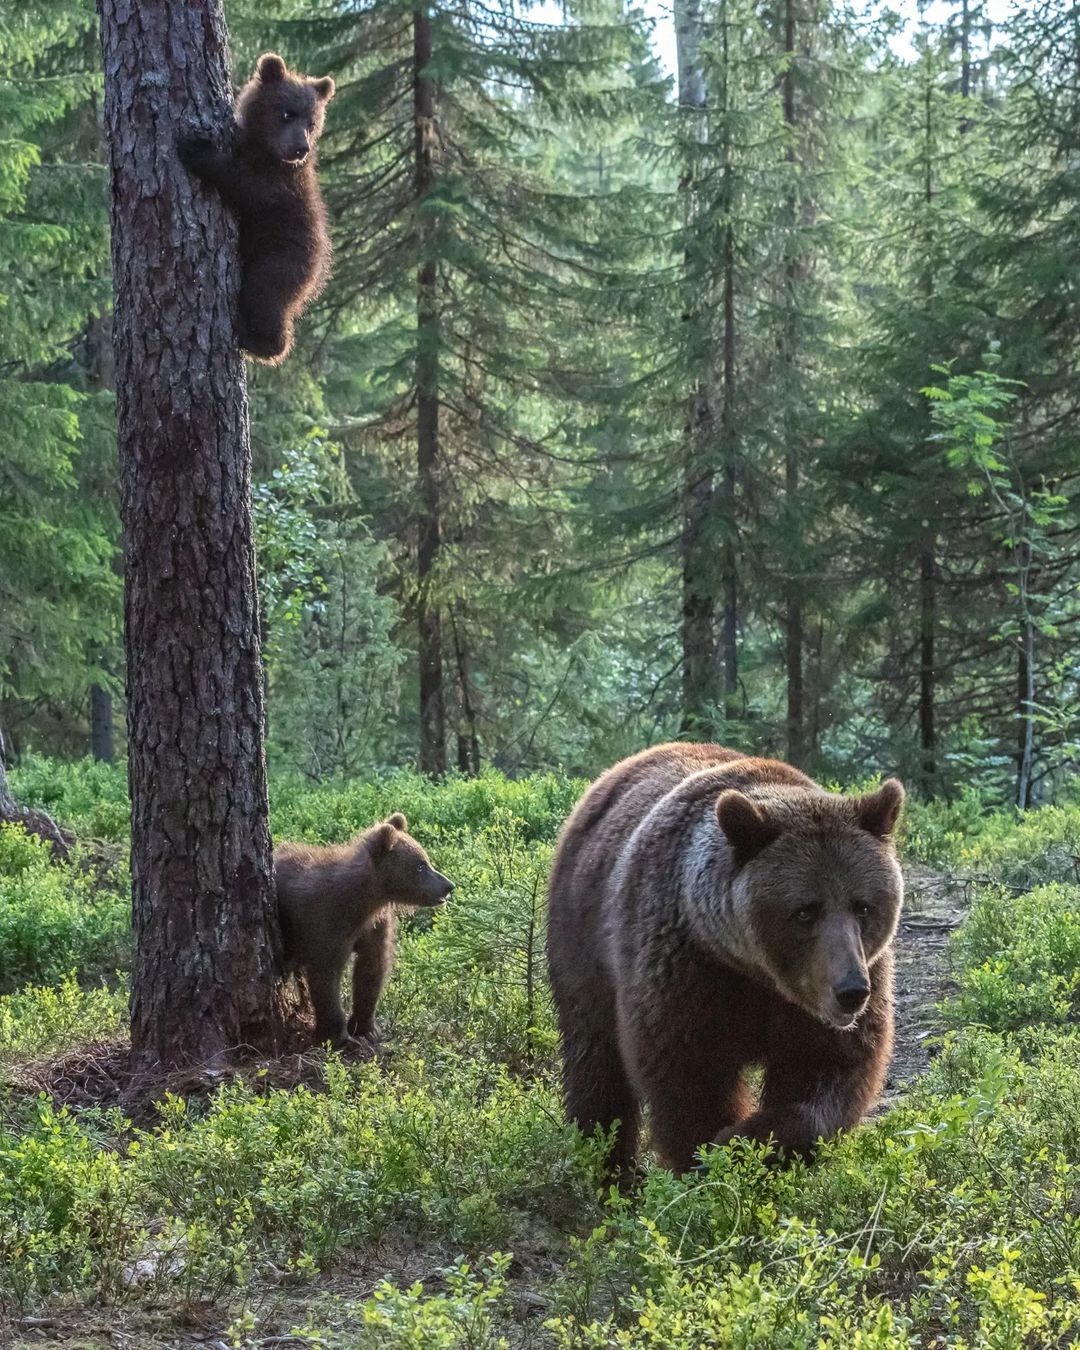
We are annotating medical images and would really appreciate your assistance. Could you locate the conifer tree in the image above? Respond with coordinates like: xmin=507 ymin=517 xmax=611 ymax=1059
xmin=0 ymin=7 xmax=117 ymax=748
xmin=306 ymin=0 xmax=651 ymax=773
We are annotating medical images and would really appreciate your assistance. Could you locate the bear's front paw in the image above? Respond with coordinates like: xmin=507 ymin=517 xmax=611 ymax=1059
xmin=347 ymin=1014 xmax=381 ymax=1042
xmin=340 ymin=1033 xmax=378 ymax=1062
xmin=176 ymin=132 xmax=215 ymax=169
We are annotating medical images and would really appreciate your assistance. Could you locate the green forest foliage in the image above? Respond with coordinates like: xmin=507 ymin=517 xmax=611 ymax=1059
xmin=5 ymin=765 xmax=1080 ymax=1342
xmin=3 ymin=0 xmax=1079 ymax=801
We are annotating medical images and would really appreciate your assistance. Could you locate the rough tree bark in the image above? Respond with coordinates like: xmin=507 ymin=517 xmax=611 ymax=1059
xmin=98 ymin=0 xmax=285 ymax=1069
xmin=918 ymin=537 xmax=937 ymax=797
xmin=717 ymin=0 xmax=740 ymax=723
xmin=450 ymin=606 xmax=480 ymax=775
xmin=415 ymin=5 xmax=446 ymax=776
xmin=781 ymin=0 xmax=806 ymax=768
xmin=90 ymin=683 xmax=115 ymax=763
xmin=676 ymin=0 xmax=718 ymax=734
xmin=917 ymin=58 xmax=938 ymax=800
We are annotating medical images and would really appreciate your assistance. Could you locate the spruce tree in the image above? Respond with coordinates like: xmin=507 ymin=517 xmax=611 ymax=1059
xmin=0 ymin=6 xmax=117 ymax=749
xmin=303 ymin=0 xmax=652 ymax=773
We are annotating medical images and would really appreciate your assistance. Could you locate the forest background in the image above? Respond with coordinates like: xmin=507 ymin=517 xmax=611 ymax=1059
xmin=2 ymin=0 xmax=1078 ymax=805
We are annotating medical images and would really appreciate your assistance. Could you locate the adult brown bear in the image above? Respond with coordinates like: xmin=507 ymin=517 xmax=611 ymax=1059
xmin=546 ymin=744 xmax=905 ymax=1173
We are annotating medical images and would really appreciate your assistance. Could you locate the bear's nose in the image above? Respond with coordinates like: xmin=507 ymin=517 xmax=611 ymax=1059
xmin=833 ymin=976 xmax=870 ymax=1014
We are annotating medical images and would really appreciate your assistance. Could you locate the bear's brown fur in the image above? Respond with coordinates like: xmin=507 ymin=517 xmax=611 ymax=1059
xmin=274 ymin=813 xmax=453 ymax=1049
xmin=178 ymin=53 xmax=334 ymax=365
xmin=546 ymin=743 xmax=905 ymax=1173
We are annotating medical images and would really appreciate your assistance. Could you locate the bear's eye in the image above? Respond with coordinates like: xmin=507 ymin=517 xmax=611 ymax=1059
xmin=853 ymin=901 xmax=871 ymax=918
xmin=793 ymin=905 xmax=819 ymax=925
xmin=281 ymin=110 xmax=294 ymax=122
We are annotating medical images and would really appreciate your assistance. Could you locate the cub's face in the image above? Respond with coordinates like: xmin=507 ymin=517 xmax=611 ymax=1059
xmin=369 ymin=813 xmax=455 ymax=909
xmin=718 ymin=780 xmax=905 ymax=1030
xmin=240 ymin=53 xmax=335 ymax=166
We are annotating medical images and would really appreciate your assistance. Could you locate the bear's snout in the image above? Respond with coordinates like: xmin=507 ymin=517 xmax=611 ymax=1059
xmin=430 ymin=873 xmax=455 ymax=903
xmin=832 ymin=972 xmax=871 ymax=1017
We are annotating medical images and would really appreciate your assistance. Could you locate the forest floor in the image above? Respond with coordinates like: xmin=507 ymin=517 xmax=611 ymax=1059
xmin=3 ymin=862 xmax=972 ymax=1350
xmin=880 ymin=860 xmax=967 ymax=1102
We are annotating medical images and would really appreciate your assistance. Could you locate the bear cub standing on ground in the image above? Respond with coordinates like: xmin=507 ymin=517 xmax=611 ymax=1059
xmin=274 ymin=814 xmax=454 ymax=1050
xmin=178 ymin=53 xmax=334 ymax=365
xmin=547 ymin=744 xmax=905 ymax=1173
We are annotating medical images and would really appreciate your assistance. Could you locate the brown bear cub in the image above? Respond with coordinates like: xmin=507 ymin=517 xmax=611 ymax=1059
xmin=274 ymin=814 xmax=454 ymax=1050
xmin=178 ymin=53 xmax=334 ymax=365
xmin=547 ymin=744 xmax=905 ymax=1174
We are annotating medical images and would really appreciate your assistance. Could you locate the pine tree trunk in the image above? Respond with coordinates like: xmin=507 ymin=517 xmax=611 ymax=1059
xmin=681 ymin=440 xmax=716 ymax=731
xmin=98 ymin=0 xmax=285 ymax=1069
xmin=717 ymin=1 xmax=739 ymax=721
xmin=959 ymin=0 xmax=972 ymax=133
xmin=90 ymin=684 xmax=114 ymax=763
xmin=719 ymin=213 xmax=739 ymax=719
xmin=918 ymin=538 xmax=937 ymax=797
xmin=415 ymin=5 xmax=446 ymax=777
xmin=781 ymin=0 xmax=804 ymax=766
xmin=1016 ymin=532 xmax=1035 ymax=810
xmin=785 ymin=590 xmax=804 ymax=766
xmin=676 ymin=0 xmax=717 ymax=734
xmin=1016 ymin=637 xmax=1033 ymax=809
xmin=450 ymin=608 xmax=480 ymax=775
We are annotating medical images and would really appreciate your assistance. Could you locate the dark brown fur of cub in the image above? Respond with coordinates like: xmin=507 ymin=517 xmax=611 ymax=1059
xmin=546 ymin=743 xmax=905 ymax=1174
xmin=177 ymin=52 xmax=334 ymax=365
xmin=274 ymin=813 xmax=453 ymax=1049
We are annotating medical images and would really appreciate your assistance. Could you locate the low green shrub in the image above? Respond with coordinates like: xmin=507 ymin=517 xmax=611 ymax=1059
xmin=7 ymin=755 xmax=131 ymax=841
xmin=10 ymin=754 xmax=586 ymax=849
xmin=5 ymin=757 xmax=1080 ymax=1344
xmin=0 ymin=1054 xmax=603 ymax=1314
xmin=900 ymin=787 xmax=995 ymax=865
xmin=0 ymin=825 xmax=129 ymax=993
xmin=948 ymin=805 xmax=1080 ymax=889
xmin=0 ymin=972 xmax=128 ymax=1065
xmin=944 ymin=881 xmax=1080 ymax=1030
xmin=268 ymin=768 xmax=585 ymax=848
xmin=545 ymin=1029 xmax=1080 ymax=1346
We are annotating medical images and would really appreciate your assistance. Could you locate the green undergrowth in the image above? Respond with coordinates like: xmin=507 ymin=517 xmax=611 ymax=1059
xmin=0 ymin=824 xmax=129 ymax=995
xmin=9 ymin=753 xmax=587 ymax=848
xmin=4 ymin=760 xmax=1080 ymax=1343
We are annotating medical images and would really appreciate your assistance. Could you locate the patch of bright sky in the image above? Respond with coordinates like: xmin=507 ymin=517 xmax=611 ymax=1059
xmin=529 ymin=0 xmax=1014 ymax=80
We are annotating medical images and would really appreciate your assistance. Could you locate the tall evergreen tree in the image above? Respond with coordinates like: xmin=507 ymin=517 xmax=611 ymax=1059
xmin=309 ymin=0 xmax=651 ymax=773
xmin=98 ymin=0 xmax=286 ymax=1067
xmin=0 ymin=6 xmax=117 ymax=751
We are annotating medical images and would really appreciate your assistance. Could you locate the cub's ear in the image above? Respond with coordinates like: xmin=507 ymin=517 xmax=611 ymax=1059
xmin=257 ymin=53 xmax=288 ymax=84
xmin=367 ymin=821 xmax=397 ymax=860
xmin=716 ymin=790 xmax=779 ymax=866
xmin=312 ymin=75 xmax=336 ymax=102
xmin=387 ymin=812 xmax=407 ymax=832
xmin=856 ymin=778 xmax=905 ymax=840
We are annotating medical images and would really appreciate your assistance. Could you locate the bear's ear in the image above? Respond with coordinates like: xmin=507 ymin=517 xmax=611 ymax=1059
xmin=387 ymin=812 xmax=407 ymax=832
xmin=856 ymin=778 xmax=905 ymax=840
xmin=257 ymin=53 xmax=288 ymax=84
xmin=716 ymin=790 xmax=780 ymax=866
xmin=367 ymin=821 xmax=397 ymax=860
xmin=312 ymin=75 xmax=336 ymax=102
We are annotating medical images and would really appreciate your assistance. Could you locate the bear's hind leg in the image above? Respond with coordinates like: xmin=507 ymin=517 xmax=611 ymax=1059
xmin=348 ymin=914 xmax=396 ymax=1040
xmin=562 ymin=1021 xmax=641 ymax=1173
xmin=305 ymin=955 xmax=352 ymax=1050
xmin=237 ymin=259 xmax=295 ymax=365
